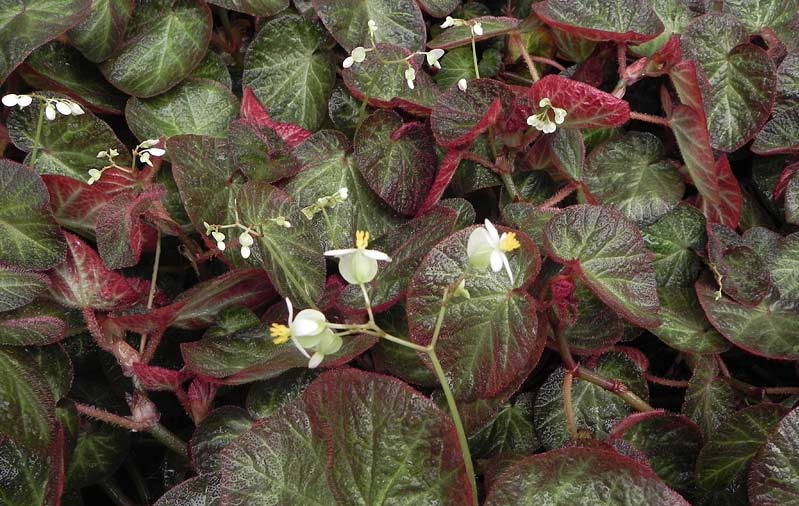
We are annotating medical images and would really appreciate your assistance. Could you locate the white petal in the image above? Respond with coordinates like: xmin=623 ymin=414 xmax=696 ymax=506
xmin=363 ymin=249 xmax=390 ymax=261
xmin=338 ymin=251 xmax=378 ymax=284
xmin=211 ymin=231 xmax=225 ymax=242
xmin=467 ymin=227 xmax=491 ymax=257
xmin=458 ymin=79 xmax=468 ymax=91
xmin=55 ymin=101 xmax=72 ymax=115
xmin=45 ymin=104 xmax=56 ymax=120
xmin=543 ymin=121 xmax=556 ymax=134
xmin=290 ymin=336 xmax=311 ymax=359
xmin=2 ymin=94 xmax=18 ymax=106
xmin=216 ymin=241 xmax=226 ymax=251
xmin=238 ymin=232 xmax=254 ymax=247
xmin=503 ymin=254 xmax=514 ymax=284
xmin=323 ymin=248 xmax=358 ymax=257
xmin=308 ymin=352 xmax=325 ymax=369
xmin=490 ymin=250 xmax=504 ymax=272
xmin=426 ymin=48 xmax=444 ymax=67
xmin=484 ymin=219 xmax=500 ymax=245
xmin=68 ymin=102 xmax=84 ymax=114
xmin=292 ymin=309 xmax=327 ymax=337
xmin=441 ymin=16 xmax=455 ymax=28
xmin=343 ymin=56 xmax=354 ymax=68
xmin=351 ymin=46 xmax=366 ymax=62
xmin=539 ymin=98 xmax=551 ymax=108
xmin=472 ymin=23 xmax=483 ymax=35
xmin=285 ymin=298 xmax=294 ymax=324
xmin=148 ymin=147 xmax=166 ymax=157
xmin=17 ymin=95 xmax=32 ymax=108
xmin=240 ymin=245 xmax=251 ymax=259
xmin=141 ymin=139 xmax=159 ymax=148
xmin=404 ymin=67 xmax=415 ymax=81
xmin=554 ymin=108 xmax=567 ymax=124
xmin=406 ymin=79 xmax=415 ymax=90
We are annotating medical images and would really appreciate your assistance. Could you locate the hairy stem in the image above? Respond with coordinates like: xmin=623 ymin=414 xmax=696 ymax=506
xmin=512 ymin=32 xmax=541 ymax=81
xmin=471 ymin=36 xmax=481 ymax=79
xmin=629 ymin=111 xmax=671 ymax=127
xmin=645 ymin=373 xmax=690 ymax=388
xmin=563 ymin=371 xmax=579 ymax=439
xmin=500 ymin=172 xmax=521 ymax=201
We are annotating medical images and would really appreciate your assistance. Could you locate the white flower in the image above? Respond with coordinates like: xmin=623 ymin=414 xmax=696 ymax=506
xmin=472 ymin=22 xmax=483 ymax=36
xmin=368 ymin=19 xmax=378 ymax=35
xmin=466 ymin=219 xmax=521 ymax=283
xmin=87 ymin=168 xmax=102 ymax=185
xmin=68 ymin=102 xmax=84 ymax=115
xmin=441 ymin=16 xmax=456 ymax=28
xmin=270 ymin=298 xmax=342 ymax=368
xmin=239 ymin=231 xmax=254 ymax=259
xmin=138 ymin=145 xmax=166 ymax=166
xmin=324 ymin=230 xmax=391 ymax=284
xmin=343 ymin=46 xmax=367 ymax=69
xmin=211 ymin=231 xmax=226 ymax=251
xmin=45 ymin=104 xmax=56 ymax=121
xmin=140 ymin=139 xmax=160 ymax=148
xmin=458 ymin=78 xmax=468 ymax=91
xmin=55 ymin=101 xmax=72 ymax=115
xmin=526 ymin=97 xmax=567 ymax=134
xmin=426 ymin=49 xmax=445 ymax=69
xmin=337 ymin=187 xmax=349 ymax=200
xmin=404 ymin=67 xmax=416 ymax=90
xmin=2 ymin=94 xmax=32 ymax=108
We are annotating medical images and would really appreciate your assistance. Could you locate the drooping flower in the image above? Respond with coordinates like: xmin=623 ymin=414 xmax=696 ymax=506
xmin=426 ymin=49 xmax=445 ymax=69
xmin=466 ymin=219 xmax=521 ymax=282
xmin=368 ymin=19 xmax=378 ymax=35
xmin=458 ymin=78 xmax=468 ymax=91
xmin=324 ymin=230 xmax=391 ymax=284
xmin=211 ymin=231 xmax=226 ymax=251
xmin=441 ymin=16 xmax=457 ymax=28
xmin=45 ymin=103 xmax=56 ymax=121
xmin=137 ymin=139 xmax=166 ymax=167
xmin=526 ymin=97 xmax=567 ymax=134
xmin=343 ymin=46 xmax=367 ymax=69
xmin=1 ymin=94 xmax=32 ymax=109
xmin=239 ymin=231 xmax=254 ymax=259
xmin=269 ymin=298 xmax=342 ymax=368
xmin=472 ymin=22 xmax=483 ymax=36
xmin=405 ymin=67 xmax=416 ymax=90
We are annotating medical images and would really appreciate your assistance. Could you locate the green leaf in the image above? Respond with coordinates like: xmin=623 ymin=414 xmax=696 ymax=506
xmin=434 ymin=46 xmax=478 ymax=87
xmin=302 ymin=369 xmax=474 ymax=504
xmin=643 ymin=204 xmax=707 ymax=288
xmin=229 ymin=121 xmax=299 ymax=183
xmin=20 ymin=41 xmax=126 ymax=114
xmin=415 ymin=0 xmax=457 ymax=17
xmin=722 ymin=0 xmax=799 ymax=48
xmin=583 ymin=132 xmax=684 ymax=225
xmin=313 ymin=0 xmax=425 ymax=51
xmin=407 ymin=226 xmax=543 ymax=401
xmin=696 ymin=403 xmax=788 ymax=494
xmin=190 ymin=406 xmax=253 ymax=474
xmin=27 ymin=344 xmax=72 ymax=401
xmin=630 ymin=0 xmax=691 ymax=56
xmin=707 ymin=223 xmax=773 ymax=306
xmin=0 ymin=438 xmax=49 ymax=506
xmin=560 ymin=281 xmax=625 ymax=353
xmin=154 ymin=475 xmax=220 ymax=506
xmin=192 ymin=51 xmax=232 ymax=88
xmin=609 ymin=411 xmax=703 ymax=493
xmin=219 ymin=400 xmax=336 ymax=504
xmin=428 ymin=16 xmax=520 ymax=50
xmin=652 ymin=287 xmax=729 ymax=354
xmin=769 ymin=232 xmax=799 ymax=300
xmin=0 ymin=160 xmax=66 ymax=270
xmin=243 ymin=14 xmax=335 ymax=131
xmin=68 ymin=0 xmax=133 ymax=62
xmin=485 ymin=447 xmax=690 ymax=505
xmin=0 ymin=0 xmax=90 ymax=82
xmin=66 ymin=417 xmax=130 ymax=488
xmin=0 ymin=301 xmax=66 ymax=346
xmin=532 ymin=0 xmax=664 ymax=44
xmin=7 ymin=94 xmax=131 ymax=180
xmin=100 ymin=0 xmax=212 ymax=97
xmin=682 ymin=14 xmax=777 ymax=151
xmin=246 ymin=370 xmax=314 ymax=419
xmin=285 ymin=130 xmax=402 ymax=252
xmin=534 ymin=351 xmax=648 ymax=449
xmin=469 ymin=392 xmax=539 ymax=459
xmin=543 ymin=205 xmax=661 ymax=328
xmin=235 ymin=182 xmax=325 ymax=307
xmin=749 ymin=406 xmax=799 ymax=506
xmin=697 ymin=277 xmax=799 ymax=360
xmin=776 ymin=53 xmax=799 ymax=114
xmin=125 ymin=78 xmax=239 ymax=140
xmin=0 ymin=268 xmax=47 ymax=312
xmin=681 ymin=357 xmax=735 ymax=434
xmin=549 ymin=128 xmax=584 ymax=180
xmin=0 ymin=347 xmax=54 ymax=450
xmin=752 ymin=108 xmax=799 ymax=155
xmin=207 ymin=0 xmax=285 ymax=16
xmin=354 ymin=110 xmax=437 ymax=215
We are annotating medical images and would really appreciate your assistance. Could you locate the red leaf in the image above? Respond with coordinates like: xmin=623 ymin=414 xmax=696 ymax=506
xmin=48 ymin=233 xmax=151 ymax=310
xmin=187 ymin=377 xmax=217 ymax=423
xmin=527 ymin=75 xmax=631 ymax=129
xmin=697 ymin=156 xmax=742 ymax=228
xmin=774 ymin=161 xmax=799 ymax=199
xmin=43 ymin=175 xmax=112 ymax=235
xmin=241 ymin=88 xmax=311 ymax=149
xmin=132 ymin=363 xmax=187 ymax=391
xmin=96 ymin=189 xmax=166 ymax=270
xmin=431 ymin=78 xmax=512 ymax=148
xmin=669 ymin=61 xmax=708 ymax=120
xmin=416 ymin=149 xmax=464 ymax=216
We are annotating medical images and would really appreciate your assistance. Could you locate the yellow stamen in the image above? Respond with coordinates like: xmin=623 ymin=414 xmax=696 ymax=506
xmin=356 ymin=230 xmax=370 ymax=249
xmin=270 ymin=323 xmax=290 ymax=344
xmin=499 ymin=232 xmax=520 ymax=252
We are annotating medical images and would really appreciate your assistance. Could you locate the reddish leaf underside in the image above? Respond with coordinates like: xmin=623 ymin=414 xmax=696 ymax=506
xmin=240 ymin=88 xmax=311 ymax=148
xmin=527 ymin=75 xmax=631 ymax=129
xmin=416 ymin=149 xmax=464 ymax=215
xmin=431 ymin=78 xmax=512 ymax=148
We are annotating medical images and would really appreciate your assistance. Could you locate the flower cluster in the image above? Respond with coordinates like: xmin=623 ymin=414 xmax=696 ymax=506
xmin=324 ymin=230 xmax=392 ymax=284
xmin=203 ymin=213 xmax=291 ymax=259
xmin=301 ymin=187 xmax=349 ymax=219
xmin=467 ymin=219 xmax=521 ymax=282
xmin=136 ymin=139 xmax=166 ymax=167
xmin=527 ymin=98 xmax=567 ymax=134
xmin=270 ymin=298 xmax=343 ymax=368
xmin=440 ymin=16 xmax=483 ymax=36
xmin=2 ymin=93 xmax=84 ymax=119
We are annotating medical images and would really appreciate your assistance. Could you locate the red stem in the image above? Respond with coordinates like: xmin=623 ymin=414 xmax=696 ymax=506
xmin=74 ymin=402 xmax=151 ymax=432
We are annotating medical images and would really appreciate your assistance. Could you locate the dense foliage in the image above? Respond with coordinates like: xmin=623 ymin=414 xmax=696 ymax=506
xmin=1 ymin=0 xmax=799 ymax=504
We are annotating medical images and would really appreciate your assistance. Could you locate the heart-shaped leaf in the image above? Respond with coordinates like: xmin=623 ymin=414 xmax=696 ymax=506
xmin=125 ymin=78 xmax=239 ymax=140
xmin=235 ymin=182 xmax=325 ymax=307
xmin=769 ymin=232 xmax=799 ymax=300
xmin=643 ymin=204 xmax=706 ymax=288
xmin=722 ymin=0 xmax=799 ymax=49
xmin=527 ymin=75 xmax=631 ymax=129
xmin=302 ymin=369 xmax=474 ymax=505
xmin=749 ymin=406 xmax=799 ymax=506
xmin=707 ymin=223 xmax=773 ymax=306
xmin=543 ymin=204 xmax=661 ymax=328
xmin=776 ymin=53 xmax=799 ymax=114
xmin=0 ymin=302 xmax=66 ymax=346
xmin=427 ymin=16 xmax=520 ymax=49
xmin=407 ymin=226 xmax=543 ymax=401
xmin=469 ymin=392 xmax=539 ymax=459
xmin=20 ymin=41 xmax=126 ymax=114
xmin=100 ymin=0 xmax=212 ymax=97
xmin=154 ymin=475 xmax=220 ymax=506
xmin=431 ymin=78 xmax=512 ymax=148
xmin=533 ymin=0 xmax=664 ymax=44
xmin=0 ymin=268 xmax=48 ymax=312
xmin=0 ymin=160 xmax=66 ymax=270
xmin=0 ymin=0 xmax=90 ymax=82
xmin=0 ymin=347 xmax=54 ymax=450
xmin=190 ymin=406 xmax=253 ymax=474
xmin=560 ymin=281 xmax=625 ymax=353
xmin=312 ymin=0 xmax=425 ymax=51
xmin=43 ymin=175 xmax=112 ymax=237
xmin=243 ymin=14 xmax=335 ymax=131
xmin=229 ymin=120 xmax=299 ymax=183
xmin=548 ymin=128 xmax=585 ymax=180
xmin=207 ymin=0 xmax=285 ymax=16
xmin=682 ymin=14 xmax=777 ymax=151
xmin=608 ymin=411 xmax=703 ymax=493
xmin=354 ymin=111 xmax=437 ymax=215
xmin=681 ymin=356 xmax=735 ymax=434
xmin=68 ymin=0 xmax=133 ymax=63
xmin=652 ymin=287 xmax=729 ymax=354
xmin=485 ymin=447 xmax=689 ymax=505
xmin=752 ymin=108 xmax=799 ymax=155
xmin=583 ymin=132 xmax=683 ymax=225
xmin=696 ymin=403 xmax=788 ymax=497
xmin=534 ymin=351 xmax=648 ymax=449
